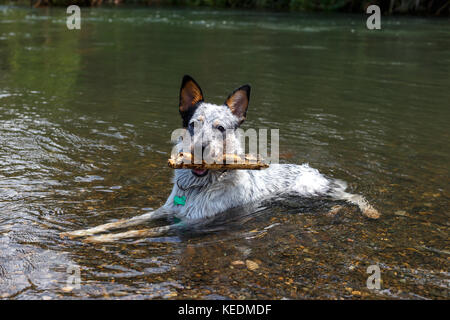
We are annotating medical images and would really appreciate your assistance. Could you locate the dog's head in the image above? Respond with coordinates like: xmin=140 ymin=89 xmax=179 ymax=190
xmin=177 ymin=75 xmax=250 ymax=179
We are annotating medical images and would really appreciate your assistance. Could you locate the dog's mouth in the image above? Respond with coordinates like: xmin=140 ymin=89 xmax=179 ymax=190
xmin=192 ymin=168 xmax=209 ymax=177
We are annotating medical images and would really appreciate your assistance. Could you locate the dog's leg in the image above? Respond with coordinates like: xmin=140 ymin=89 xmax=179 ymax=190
xmin=337 ymin=192 xmax=380 ymax=219
xmin=329 ymin=180 xmax=380 ymax=219
xmin=83 ymin=223 xmax=180 ymax=243
xmin=60 ymin=207 xmax=171 ymax=239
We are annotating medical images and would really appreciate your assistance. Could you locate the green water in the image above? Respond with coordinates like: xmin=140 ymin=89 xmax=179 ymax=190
xmin=0 ymin=6 xmax=449 ymax=299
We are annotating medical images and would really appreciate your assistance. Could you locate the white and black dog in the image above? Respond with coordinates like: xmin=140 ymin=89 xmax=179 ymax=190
xmin=62 ymin=75 xmax=379 ymax=243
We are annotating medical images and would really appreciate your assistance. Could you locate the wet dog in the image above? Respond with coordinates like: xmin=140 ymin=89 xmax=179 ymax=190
xmin=62 ymin=75 xmax=379 ymax=243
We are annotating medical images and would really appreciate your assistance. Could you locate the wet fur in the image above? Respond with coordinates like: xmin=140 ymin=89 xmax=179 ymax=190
xmin=167 ymin=76 xmax=379 ymax=221
xmin=62 ymin=75 xmax=379 ymax=243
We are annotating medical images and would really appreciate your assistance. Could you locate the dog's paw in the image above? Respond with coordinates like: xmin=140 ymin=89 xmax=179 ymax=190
xmin=59 ymin=232 xmax=72 ymax=239
xmin=363 ymin=206 xmax=381 ymax=219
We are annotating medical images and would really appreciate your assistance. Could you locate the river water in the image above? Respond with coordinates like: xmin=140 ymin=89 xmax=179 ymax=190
xmin=0 ymin=6 xmax=448 ymax=299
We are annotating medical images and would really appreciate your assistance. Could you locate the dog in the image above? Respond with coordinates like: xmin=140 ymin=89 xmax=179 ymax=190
xmin=62 ymin=75 xmax=380 ymax=243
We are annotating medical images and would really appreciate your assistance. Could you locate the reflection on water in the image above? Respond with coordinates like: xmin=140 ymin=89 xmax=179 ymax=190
xmin=0 ymin=6 xmax=449 ymax=299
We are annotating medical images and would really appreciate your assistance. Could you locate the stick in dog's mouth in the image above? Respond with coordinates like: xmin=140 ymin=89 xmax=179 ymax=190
xmin=168 ymin=152 xmax=269 ymax=171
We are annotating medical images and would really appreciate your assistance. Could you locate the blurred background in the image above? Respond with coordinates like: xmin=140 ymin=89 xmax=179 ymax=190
xmin=1 ymin=0 xmax=449 ymax=16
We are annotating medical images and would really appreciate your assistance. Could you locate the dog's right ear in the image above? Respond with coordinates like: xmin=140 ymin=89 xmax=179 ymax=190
xmin=179 ymin=75 xmax=204 ymax=127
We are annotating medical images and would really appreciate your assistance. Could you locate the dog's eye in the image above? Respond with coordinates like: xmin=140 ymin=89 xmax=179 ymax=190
xmin=217 ymin=126 xmax=225 ymax=133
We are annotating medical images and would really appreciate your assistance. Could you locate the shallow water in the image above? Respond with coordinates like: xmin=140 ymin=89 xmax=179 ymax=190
xmin=0 ymin=6 xmax=449 ymax=299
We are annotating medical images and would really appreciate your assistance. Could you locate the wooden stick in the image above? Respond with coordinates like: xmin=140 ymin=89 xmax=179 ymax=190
xmin=168 ymin=152 xmax=269 ymax=170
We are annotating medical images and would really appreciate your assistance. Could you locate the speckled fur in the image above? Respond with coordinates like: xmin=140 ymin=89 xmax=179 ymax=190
xmin=62 ymin=79 xmax=379 ymax=242
xmin=164 ymin=101 xmax=379 ymax=221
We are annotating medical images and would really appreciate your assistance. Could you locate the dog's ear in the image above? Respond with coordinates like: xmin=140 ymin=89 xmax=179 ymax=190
xmin=179 ymin=75 xmax=204 ymax=127
xmin=225 ymin=84 xmax=251 ymax=125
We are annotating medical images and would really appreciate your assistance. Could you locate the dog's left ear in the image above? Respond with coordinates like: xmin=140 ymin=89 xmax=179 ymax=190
xmin=225 ymin=84 xmax=251 ymax=125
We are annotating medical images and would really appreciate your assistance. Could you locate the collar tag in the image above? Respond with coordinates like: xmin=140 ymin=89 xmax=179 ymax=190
xmin=174 ymin=195 xmax=186 ymax=206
